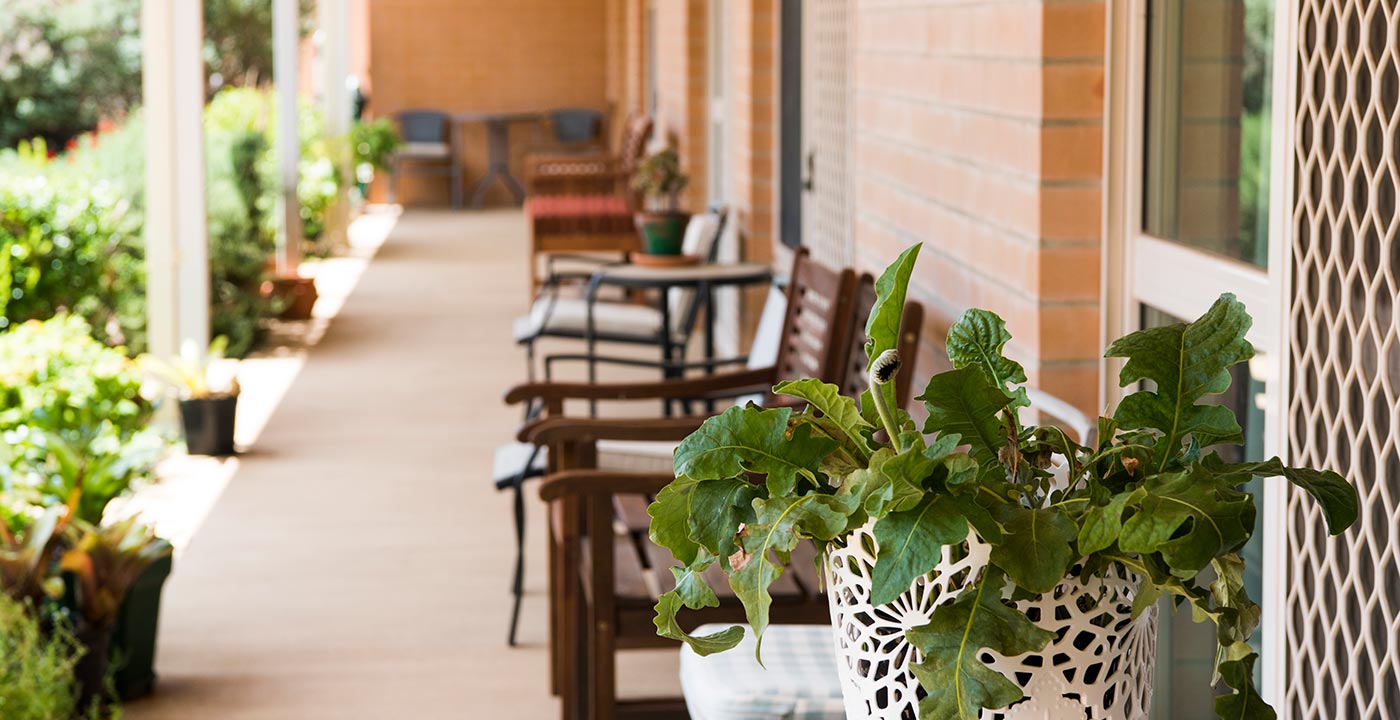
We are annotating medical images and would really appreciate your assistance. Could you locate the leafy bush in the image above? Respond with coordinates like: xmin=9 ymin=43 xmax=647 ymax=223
xmin=0 ymin=595 xmax=86 ymax=720
xmin=0 ymin=316 xmax=160 ymax=523
xmin=0 ymin=163 xmax=145 ymax=351
xmin=0 ymin=88 xmax=344 ymax=358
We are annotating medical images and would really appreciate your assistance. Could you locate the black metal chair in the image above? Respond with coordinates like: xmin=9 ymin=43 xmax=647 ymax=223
xmin=387 ymin=109 xmax=462 ymax=208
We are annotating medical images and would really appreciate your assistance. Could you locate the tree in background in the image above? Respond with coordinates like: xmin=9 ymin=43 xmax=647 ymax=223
xmin=0 ymin=0 xmax=142 ymax=150
xmin=0 ymin=0 xmax=314 ymax=149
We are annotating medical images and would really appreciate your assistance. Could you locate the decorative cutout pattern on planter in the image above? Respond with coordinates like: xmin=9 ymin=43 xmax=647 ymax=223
xmin=826 ymin=522 xmax=1158 ymax=719
xmin=1288 ymin=0 xmax=1400 ymax=715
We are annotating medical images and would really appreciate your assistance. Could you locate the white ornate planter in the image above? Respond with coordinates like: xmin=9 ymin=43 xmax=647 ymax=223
xmin=825 ymin=521 xmax=1158 ymax=719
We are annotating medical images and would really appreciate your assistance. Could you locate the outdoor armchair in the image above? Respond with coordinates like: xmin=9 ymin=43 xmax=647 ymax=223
xmin=524 ymin=111 xmax=653 ymax=198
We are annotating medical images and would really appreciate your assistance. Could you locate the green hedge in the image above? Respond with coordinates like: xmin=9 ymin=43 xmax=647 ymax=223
xmin=0 ymin=88 xmax=342 ymax=358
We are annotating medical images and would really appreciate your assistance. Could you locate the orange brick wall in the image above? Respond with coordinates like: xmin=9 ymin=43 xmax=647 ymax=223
xmin=651 ymin=0 xmax=708 ymax=211
xmin=365 ymin=0 xmax=611 ymax=205
xmin=851 ymin=0 xmax=1107 ymax=414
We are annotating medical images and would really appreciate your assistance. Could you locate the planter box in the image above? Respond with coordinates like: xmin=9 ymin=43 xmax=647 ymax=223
xmin=110 ymin=553 xmax=174 ymax=701
xmin=180 ymin=394 xmax=238 ymax=456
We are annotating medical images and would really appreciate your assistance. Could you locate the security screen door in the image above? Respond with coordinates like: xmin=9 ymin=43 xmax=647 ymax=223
xmin=799 ymin=0 xmax=853 ymax=266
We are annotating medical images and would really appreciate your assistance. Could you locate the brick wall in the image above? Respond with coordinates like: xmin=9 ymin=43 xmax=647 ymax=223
xmin=651 ymin=0 xmax=708 ymax=211
xmin=365 ymin=0 xmax=611 ymax=205
xmin=851 ymin=0 xmax=1107 ymax=414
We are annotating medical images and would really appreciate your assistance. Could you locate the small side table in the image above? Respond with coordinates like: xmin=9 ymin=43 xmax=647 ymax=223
xmin=454 ymin=111 xmax=543 ymax=208
xmin=583 ymin=261 xmax=774 ymax=391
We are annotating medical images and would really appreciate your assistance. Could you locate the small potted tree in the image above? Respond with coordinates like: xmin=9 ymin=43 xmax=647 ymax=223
xmin=631 ymin=147 xmax=690 ymax=257
xmin=140 ymin=337 xmax=241 ymax=457
xmin=649 ymin=244 xmax=1359 ymax=719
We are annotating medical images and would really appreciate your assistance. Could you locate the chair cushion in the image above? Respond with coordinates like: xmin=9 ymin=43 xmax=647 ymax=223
xmin=493 ymin=441 xmax=547 ymax=483
xmin=514 ymin=297 xmax=673 ymax=343
xmin=680 ymin=624 xmax=846 ymax=720
xmin=526 ymin=194 xmax=633 ymax=235
xmin=596 ymin=439 xmax=676 ymax=474
xmin=396 ymin=141 xmax=451 ymax=159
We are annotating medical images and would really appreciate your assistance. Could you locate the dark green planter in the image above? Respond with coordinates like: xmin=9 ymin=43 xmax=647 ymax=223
xmin=180 ymin=394 xmax=238 ymax=456
xmin=110 ymin=553 xmax=173 ymax=701
xmin=635 ymin=211 xmax=689 ymax=255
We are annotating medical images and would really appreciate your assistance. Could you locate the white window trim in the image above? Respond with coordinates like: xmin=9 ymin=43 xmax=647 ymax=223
xmin=1103 ymin=0 xmax=1298 ymax=709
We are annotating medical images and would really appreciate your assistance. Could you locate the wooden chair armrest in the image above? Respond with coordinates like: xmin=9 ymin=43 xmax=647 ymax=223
xmin=518 ymin=415 xmax=710 ymax=444
xmin=538 ymin=469 xmax=674 ymax=502
xmin=503 ymin=367 xmax=774 ymax=405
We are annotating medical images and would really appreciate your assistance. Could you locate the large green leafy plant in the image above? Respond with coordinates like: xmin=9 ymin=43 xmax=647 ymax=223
xmin=649 ymin=245 xmax=1358 ymax=719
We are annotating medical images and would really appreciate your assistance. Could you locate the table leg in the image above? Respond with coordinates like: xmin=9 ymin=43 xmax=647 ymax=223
xmin=471 ymin=118 xmax=528 ymax=208
xmin=703 ymin=283 xmax=716 ymax=414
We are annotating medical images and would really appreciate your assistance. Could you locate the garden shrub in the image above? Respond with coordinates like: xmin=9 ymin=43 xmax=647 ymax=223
xmin=0 ymin=164 xmax=145 ymax=351
xmin=0 ymin=595 xmax=118 ymax=720
xmin=0 ymin=315 xmax=160 ymax=521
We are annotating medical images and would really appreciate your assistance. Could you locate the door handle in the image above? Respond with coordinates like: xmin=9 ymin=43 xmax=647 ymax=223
xmin=802 ymin=151 xmax=815 ymax=192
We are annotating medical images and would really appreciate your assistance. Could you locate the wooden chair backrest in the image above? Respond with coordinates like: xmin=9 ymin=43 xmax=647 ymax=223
xmin=770 ymin=248 xmax=860 ymax=388
xmin=617 ymin=113 xmax=654 ymax=175
xmin=841 ymin=274 xmax=925 ymax=410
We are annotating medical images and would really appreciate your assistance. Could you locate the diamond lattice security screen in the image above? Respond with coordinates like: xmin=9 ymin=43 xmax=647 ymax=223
xmin=1287 ymin=0 xmax=1400 ymax=716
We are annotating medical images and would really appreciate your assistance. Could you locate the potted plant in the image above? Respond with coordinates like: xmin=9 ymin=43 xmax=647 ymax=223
xmin=140 ymin=337 xmax=241 ymax=457
xmin=631 ymin=147 xmax=690 ymax=256
xmin=352 ymin=117 xmax=401 ymax=201
xmin=60 ymin=517 xmax=172 ymax=707
xmin=649 ymin=244 xmax=1359 ymax=719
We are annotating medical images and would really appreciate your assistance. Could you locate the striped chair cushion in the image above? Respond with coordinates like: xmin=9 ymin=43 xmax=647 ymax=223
xmin=525 ymin=194 xmax=633 ymax=235
xmin=680 ymin=624 xmax=846 ymax=720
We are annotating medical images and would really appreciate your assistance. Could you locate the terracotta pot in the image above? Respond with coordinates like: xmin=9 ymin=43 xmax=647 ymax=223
xmin=262 ymin=275 xmax=319 ymax=320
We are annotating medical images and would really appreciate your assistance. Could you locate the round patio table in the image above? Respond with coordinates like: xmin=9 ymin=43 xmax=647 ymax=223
xmin=580 ymin=261 xmax=773 ymax=407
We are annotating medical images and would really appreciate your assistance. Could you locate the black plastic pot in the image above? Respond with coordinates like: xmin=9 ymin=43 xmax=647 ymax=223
xmin=110 ymin=554 xmax=173 ymax=701
xmin=180 ymin=394 xmax=238 ymax=456
xmin=74 ymin=622 xmax=113 ymax=710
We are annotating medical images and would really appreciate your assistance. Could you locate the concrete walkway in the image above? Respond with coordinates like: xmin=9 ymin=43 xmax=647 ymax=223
xmin=126 ymin=209 xmax=677 ymax=719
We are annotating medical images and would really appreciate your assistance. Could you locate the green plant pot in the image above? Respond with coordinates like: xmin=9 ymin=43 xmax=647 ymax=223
xmin=635 ymin=212 xmax=689 ymax=256
xmin=110 ymin=553 xmax=173 ymax=701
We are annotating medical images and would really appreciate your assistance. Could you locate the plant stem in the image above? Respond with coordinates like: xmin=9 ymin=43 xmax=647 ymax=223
xmin=872 ymin=387 xmax=904 ymax=454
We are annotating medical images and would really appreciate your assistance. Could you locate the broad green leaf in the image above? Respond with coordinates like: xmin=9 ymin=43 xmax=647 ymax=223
xmin=1214 ymin=652 xmax=1277 ymax=720
xmin=946 ymin=308 xmax=1030 ymax=409
xmin=653 ymin=591 xmax=744 ymax=656
xmin=775 ymin=378 xmax=875 ymax=460
xmin=1077 ymin=488 xmax=1146 ymax=556
xmin=883 ymin=446 xmax=939 ymax=512
xmin=691 ymin=478 xmax=762 ymax=565
xmin=864 ymin=244 xmax=922 ymax=413
xmin=734 ymin=494 xmax=857 ymax=656
xmin=839 ymin=447 xmax=897 ymax=516
xmin=908 ymin=568 xmax=1055 ymax=719
xmin=871 ymin=494 xmax=968 ymax=605
xmin=1209 ymin=553 xmax=1261 ymax=645
xmin=1118 ymin=467 xmax=1255 ymax=576
xmin=674 ymin=405 xmax=837 ymax=496
xmin=988 ymin=505 xmax=1079 ymax=594
xmin=951 ymin=495 xmax=1004 ymax=544
xmin=1105 ymin=294 xmax=1255 ymax=472
xmin=942 ymin=454 xmax=981 ymax=495
xmin=919 ymin=367 xmax=1013 ymax=468
xmin=1203 ymin=456 xmax=1358 ymax=535
xmin=1131 ymin=577 xmax=1162 ymax=619
xmin=671 ymin=558 xmax=721 ymax=609
xmin=648 ymin=477 xmax=702 ymax=565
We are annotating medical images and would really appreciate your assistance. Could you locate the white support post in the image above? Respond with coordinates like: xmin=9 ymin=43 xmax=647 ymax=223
xmin=142 ymin=0 xmax=209 ymax=361
xmin=318 ymin=0 xmax=353 ymax=247
xmin=274 ymin=0 xmax=303 ymax=275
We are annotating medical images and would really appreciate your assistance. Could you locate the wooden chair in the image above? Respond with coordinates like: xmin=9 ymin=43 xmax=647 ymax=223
xmin=521 ymin=113 xmax=655 ymax=295
xmin=506 ymin=260 xmax=927 ymax=720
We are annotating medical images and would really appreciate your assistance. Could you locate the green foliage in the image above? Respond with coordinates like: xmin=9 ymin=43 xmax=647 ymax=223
xmin=649 ymin=247 xmax=1360 ymax=719
xmin=631 ymin=148 xmax=689 ymax=212
xmin=0 ymin=0 xmax=142 ymax=150
xmin=0 ymin=595 xmax=99 ymax=720
xmin=61 ymin=517 xmax=171 ymax=632
xmin=0 ymin=171 xmax=145 ymax=350
xmin=0 ymin=316 xmax=161 ymax=523
xmin=352 ymin=117 xmax=401 ymax=187
xmin=204 ymin=0 xmax=315 ymax=91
